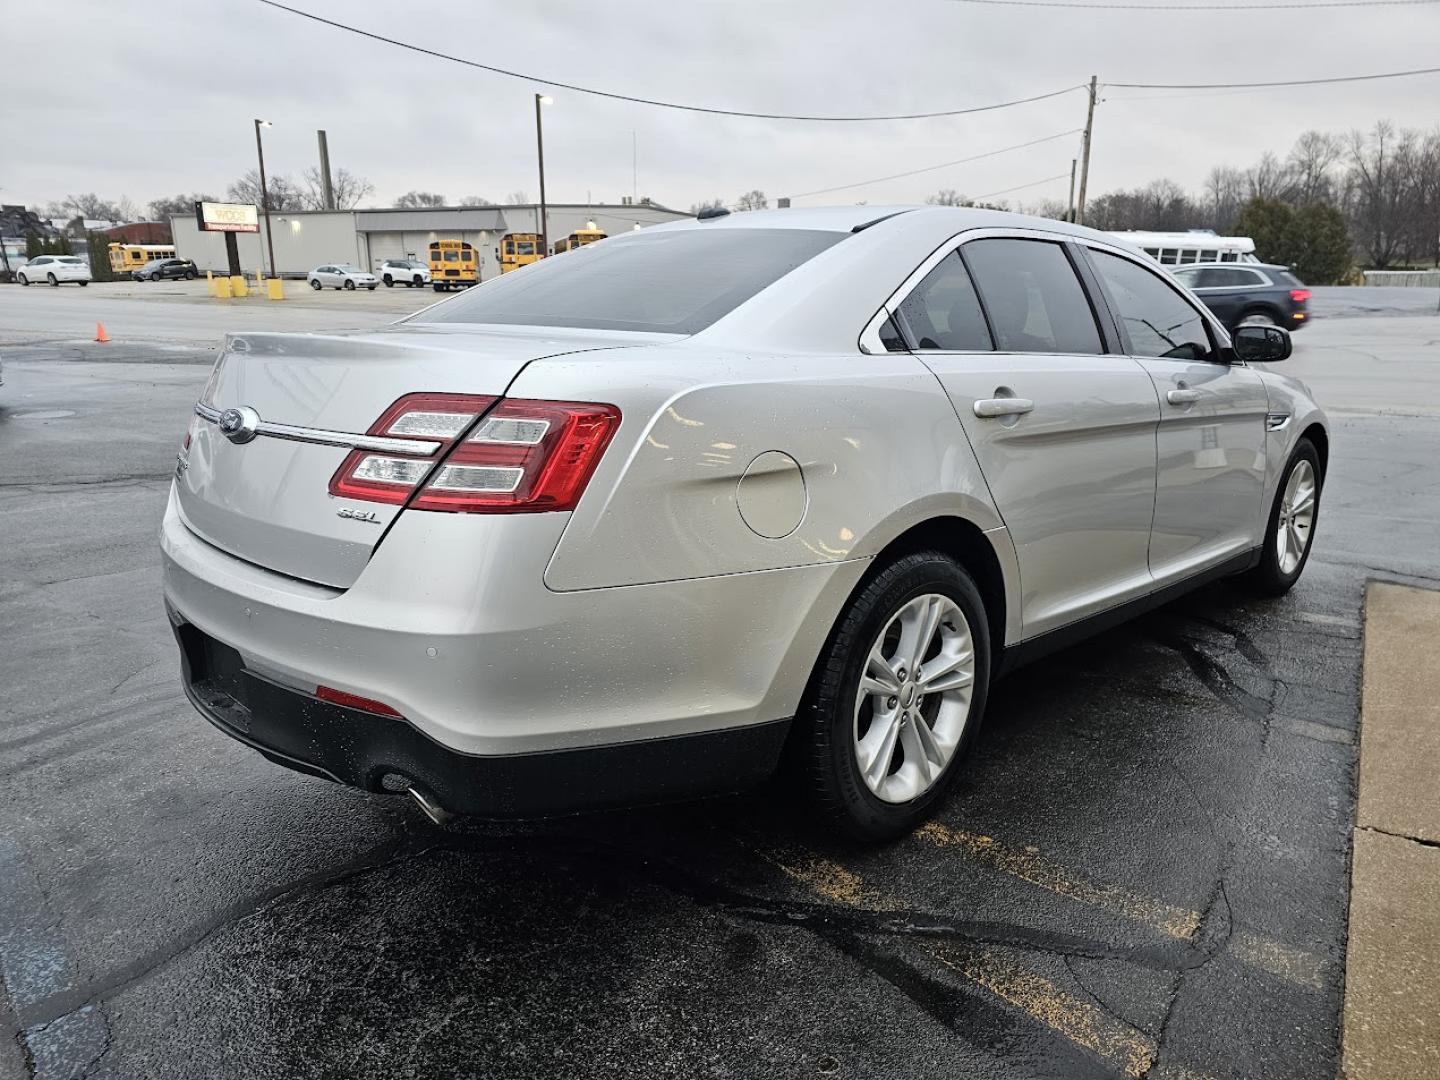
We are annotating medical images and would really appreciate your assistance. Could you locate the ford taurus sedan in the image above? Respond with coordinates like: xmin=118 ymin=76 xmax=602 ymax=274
xmin=163 ymin=206 xmax=1326 ymax=840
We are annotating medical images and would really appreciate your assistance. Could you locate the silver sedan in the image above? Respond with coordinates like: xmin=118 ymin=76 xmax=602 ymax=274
xmin=163 ymin=206 xmax=1326 ymax=840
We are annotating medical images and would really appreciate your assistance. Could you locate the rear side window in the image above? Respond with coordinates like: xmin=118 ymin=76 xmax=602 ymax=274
xmin=416 ymin=228 xmax=845 ymax=335
xmin=963 ymin=239 xmax=1103 ymax=355
xmin=1089 ymin=250 xmax=1215 ymax=362
xmin=1275 ymin=269 xmax=1304 ymax=287
xmin=894 ymin=251 xmax=992 ymax=351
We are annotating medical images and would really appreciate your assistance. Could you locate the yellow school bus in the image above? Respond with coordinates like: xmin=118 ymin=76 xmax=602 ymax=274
xmin=498 ymin=233 xmax=543 ymax=273
xmin=552 ymin=228 xmax=607 ymax=255
xmin=428 ymin=239 xmax=478 ymax=291
xmin=108 ymin=243 xmax=176 ymax=275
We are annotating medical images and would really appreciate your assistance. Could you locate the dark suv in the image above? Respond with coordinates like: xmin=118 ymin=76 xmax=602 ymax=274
xmin=134 ymin=258 xmax=198 ymax=282
xmin=1170 ymin=262 xmax=1310 ymax=332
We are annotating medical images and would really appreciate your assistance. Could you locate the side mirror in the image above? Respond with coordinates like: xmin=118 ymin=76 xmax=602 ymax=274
xmin=1232 ymin=324 xmax=1291 ymax=363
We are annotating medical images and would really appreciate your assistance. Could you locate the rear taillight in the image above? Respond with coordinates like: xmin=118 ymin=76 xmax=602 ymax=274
xmin=316 ymin=685 xmax=402 ymax=717
xmin=412 ymin=399 xmax=621 ymax=513
xmin=327 ymin=393 xmax=619 ymax=514
xmin=329 ymin=393 xmax=497 ymax=505
xmin=1290 ymin=289 xmax=1311 ymax=303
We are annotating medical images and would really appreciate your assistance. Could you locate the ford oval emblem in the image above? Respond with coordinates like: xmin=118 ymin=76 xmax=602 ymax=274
xmin=218 ymin=406 xmax=261 ymax=445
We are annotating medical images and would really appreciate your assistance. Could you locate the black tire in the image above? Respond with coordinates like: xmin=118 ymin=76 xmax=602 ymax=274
xmin=343 ymin=279 xmax=356 ymax=291
xmin=433 ymin=282 xmax=444 ymax=292
xmin=151 ymin=272 xmax=162 ymax=282
xmin=1242 ymin=438 xmax=1321 ymax=597
xmin=796 ymin=550 xmax=992 ymax=842
xmin=309 ymin=279 xmax=321 ymax=291
xmin=185 ymin=270 xmax=197 ymax=280
xmin=1235 ymin=307 xmax=1281 ymax=330
xmin=367 ymin=284 xmax=376 ymax=291
xmin=48 ymin=273 xmax=58 ymax=286
xmin=383 ymin=275 xmax=393 ymax=287
xmin=78 ymin=281 xmax=87 ymax=286
xmin=17 ymin=274 xmax=28 ymax=286
xmin=412 ymin=275 xmax=423 ymax=287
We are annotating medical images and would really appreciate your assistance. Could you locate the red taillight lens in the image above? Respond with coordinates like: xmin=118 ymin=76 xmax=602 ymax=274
xmin=328 ymin=393 xmax=496 ymax=505
xmin=1290 ymin=289 xmax=1311 ymax=303
xmin=316 ymin=685 xmax=403 ymax=717
xmin=412 ymin=399 xmax=621 ymax=514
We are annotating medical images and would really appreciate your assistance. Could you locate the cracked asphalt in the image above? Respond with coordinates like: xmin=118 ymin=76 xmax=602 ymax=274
xmin=1 ymin=289 xmax=1438 ymax=1079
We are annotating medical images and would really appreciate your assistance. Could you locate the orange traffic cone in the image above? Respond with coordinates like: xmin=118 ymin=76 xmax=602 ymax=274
xmin=94 ymin=322 xmax=110 ymax=343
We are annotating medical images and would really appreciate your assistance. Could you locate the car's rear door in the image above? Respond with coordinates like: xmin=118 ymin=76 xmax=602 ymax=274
xmin=1080 ymin=245 xmax=1269 ymax=584
xmin=887 ymin=231 xmax=1161 ymax=638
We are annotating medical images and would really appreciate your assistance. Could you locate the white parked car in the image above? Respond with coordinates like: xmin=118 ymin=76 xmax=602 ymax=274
xmin=165 ymin=206 xmax=1326 ymax=840
xmin=377 ymin=259 xmax=431 ymax=288
xmin=307 ymin=264 xmax=378 ymax=291
xmin=18 ymin=255 xmax=92 ymax=286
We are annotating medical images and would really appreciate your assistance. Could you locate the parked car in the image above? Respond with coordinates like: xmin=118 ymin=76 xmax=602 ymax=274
xmin=17 ymin=255 xmax=91 ymax=286
xmin=307 ymin=264 xmax=378 ymax=291
xmin=1170 ymin=262 xmax=1310 ymax=332
xmin=377 ymin=259 xmax=431 ymax=288
xmin=134 ymin=258 xmax=199 ymax=282
xmin=164 ymin=206 xmax=1326 ymax=841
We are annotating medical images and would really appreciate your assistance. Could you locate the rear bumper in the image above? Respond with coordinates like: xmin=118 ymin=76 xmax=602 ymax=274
xmin=173 ymin=616 xmax=789 ymax=817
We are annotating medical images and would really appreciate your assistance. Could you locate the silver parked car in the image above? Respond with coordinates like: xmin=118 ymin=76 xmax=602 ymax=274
xmin=163 ymin=207 xmax=1327 ymax=840
xmin=307 ymin=263 xmax=378 ymax=291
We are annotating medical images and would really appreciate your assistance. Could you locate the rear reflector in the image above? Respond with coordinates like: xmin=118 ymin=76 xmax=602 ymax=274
xmin=316 ymin=685 xmax=403 ymax=717
xmin=328 ymin=393 xmax=620 ymax=514
xmin=1290 ymin=289 xmax=1311 ymax=302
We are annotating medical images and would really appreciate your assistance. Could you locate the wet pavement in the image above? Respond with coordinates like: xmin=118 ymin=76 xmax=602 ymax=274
xmin=1 ymin=311 xmax=1438 ymax=1079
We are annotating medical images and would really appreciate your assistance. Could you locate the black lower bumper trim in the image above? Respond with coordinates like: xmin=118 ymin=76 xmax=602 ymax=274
xmin=172 ymin=619 xmax=790 ymax=818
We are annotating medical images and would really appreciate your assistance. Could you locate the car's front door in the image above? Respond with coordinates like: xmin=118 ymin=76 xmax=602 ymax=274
xmin=888 ymin=233 xmax=1161 ymax=638
xmin=1083 ymin=246 xmax=1269 ymax=584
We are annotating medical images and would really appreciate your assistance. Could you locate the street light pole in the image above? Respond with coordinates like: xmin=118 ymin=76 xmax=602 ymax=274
xmin=534 ymin=94 xmax=552 ymax=255
xmin=254 ymin=118 xmax=277 ymax=279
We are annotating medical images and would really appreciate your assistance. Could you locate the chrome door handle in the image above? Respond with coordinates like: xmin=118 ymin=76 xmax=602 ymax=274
xmin=973 ymin=397 xmax=1035 ymax=419
xmin=1166 ymin=388 xmax=1202 ymax=405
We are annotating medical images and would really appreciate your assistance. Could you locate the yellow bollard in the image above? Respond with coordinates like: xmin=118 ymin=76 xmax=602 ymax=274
xmin=206 ymin=270 xmax=216 ymax=297
xmin=266 ymin=277 xmax=285 ymax=301
xmin=215 ymin=275 xmax=232 ymax=299
xmin=255 ymin=270 xmax=263 ymax=291
xmin=230 ymin=274 xmax=248 ymax=298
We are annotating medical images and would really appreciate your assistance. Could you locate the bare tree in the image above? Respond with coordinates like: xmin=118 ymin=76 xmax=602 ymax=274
xmin=735 ymin=189 xmax=768 ymax=211
xmin=1202 ymin=166 xmax=1246 ymax=231
xmin=115 ymin=197 xmax=141 ymax=222
xmin=926 ymin=189 xmax=968 ymax=207
xmin=148 ymin=193 xmax=218 ymax=222
xmin=1345 ymin=121 xmax=1411 ymax=268
xmin=227 ymin=170 xmax=305 ymax=211
xmin=49 ymin=194 xmax=121 ymax=221
xmin=505 ymin=191 xmax=530 ymax=205
xmin=301 ymin=167 xmax=374 ymax=210
xmin=394 ymin=190 xmax=447 ymax=209
xmin=1287 ymin=131 xmax=1344 ymax=205
xmin=689 ymin=198 xmax=726 ymax=214
xmin=1246 ymin=152 xmax=1297 ymax=202
xmin=459 ymin=195 xmax=496 ymax=206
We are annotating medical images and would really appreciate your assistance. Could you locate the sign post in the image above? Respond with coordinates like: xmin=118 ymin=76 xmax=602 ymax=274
xmin=194 ymin=202 xmax=259 ymax=285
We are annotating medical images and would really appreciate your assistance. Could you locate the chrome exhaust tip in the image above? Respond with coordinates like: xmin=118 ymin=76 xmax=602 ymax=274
xmin=407 ymin=785 xmax=453 ymax=826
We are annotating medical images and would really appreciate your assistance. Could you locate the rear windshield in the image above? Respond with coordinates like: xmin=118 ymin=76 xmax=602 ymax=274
xmin=57 ymin=256 xmax=84 ymax=265
xmin=1275 ymin=269 xmax=1304 ymax=287
xmin=414 ymin=227 xmax=845 ymax=334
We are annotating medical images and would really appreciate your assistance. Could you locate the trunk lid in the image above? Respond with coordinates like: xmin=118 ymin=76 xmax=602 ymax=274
xmin=175 ymin=326 xmax=636 ymax=588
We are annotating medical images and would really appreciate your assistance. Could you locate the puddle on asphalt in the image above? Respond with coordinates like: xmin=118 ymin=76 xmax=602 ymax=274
xmin=11 ymin=410 xmax=77 ymax=420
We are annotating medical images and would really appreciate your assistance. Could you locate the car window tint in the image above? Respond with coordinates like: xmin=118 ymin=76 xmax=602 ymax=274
xmin=417 ymin=228 xmax=845 ymax=335
xmin=1172 ymin=268 xmax=1201 ymax=288
xmin=963 ymin=239 xmax=1102 ymax=355
xmin=1090 ymin=250 xmax=1214 ymax=362
xmin=894 ymin=251 xmax=992 ymax=351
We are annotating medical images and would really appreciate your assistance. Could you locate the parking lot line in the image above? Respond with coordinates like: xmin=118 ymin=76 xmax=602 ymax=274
xmin=915 ymin=822 xmax=1202 ymax=939
xmin=926 ymin=943 xmax=1157 ymax=1078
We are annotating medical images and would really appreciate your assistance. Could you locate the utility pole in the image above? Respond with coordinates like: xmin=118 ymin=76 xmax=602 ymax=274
xmin=534 ymin=93 xmax=551 ymax=255
xmin=1067 ymin=159 xmax=1078 ymax=223
xmin=254 ymin=118 xmax=277 ymax=279
xmin=1075 ymin=76 xmax=1097 ymax=226
xmin=316 ymin=129 xmax=336 ymax=210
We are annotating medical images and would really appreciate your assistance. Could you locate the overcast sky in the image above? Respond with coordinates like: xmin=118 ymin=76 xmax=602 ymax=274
xmin=6 ymin=0 xmax=1440 ymax=216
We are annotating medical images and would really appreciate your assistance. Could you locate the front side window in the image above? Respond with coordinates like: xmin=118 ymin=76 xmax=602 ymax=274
xmin=963 ymin=238 xmax=1103 ymax=355
xmin=416 ymin=227 xmax=844 ymax=335
xmin=893 ymin=250 xmax=992 ymax=351
xmin=1089 ymin=249 xmax=1215 ymax=362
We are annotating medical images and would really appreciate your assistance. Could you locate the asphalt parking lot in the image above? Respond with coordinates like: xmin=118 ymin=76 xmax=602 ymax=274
xmin=2 ymin=284 xmax=1439 ymax=1079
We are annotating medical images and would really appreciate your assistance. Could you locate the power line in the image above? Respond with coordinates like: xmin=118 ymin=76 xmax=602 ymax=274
xmin=253 ymin=0 xmax=1083 ymax=122
xmin=791 ymin=129 xmax=1082 ymax=199
xmin=946 ymin=0 xmax=1439 ymax=8
xmin=1108 ymin=63 xmax=1440 ymax=89
xmin=974 ymin=172 xmax=1074 ymax=200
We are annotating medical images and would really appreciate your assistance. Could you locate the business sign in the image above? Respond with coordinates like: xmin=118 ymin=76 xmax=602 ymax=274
xmin=195 ymin=201 xmax=259 ymax=233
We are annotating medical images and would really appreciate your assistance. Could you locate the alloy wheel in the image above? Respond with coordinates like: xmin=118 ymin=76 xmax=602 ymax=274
xmin=853 ymin=593 xmax=976 ymax=804
xmin=1277 ymin=458 xmax=1317 ymax=575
